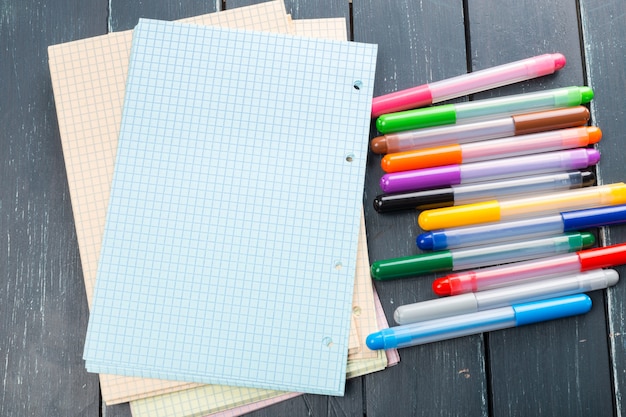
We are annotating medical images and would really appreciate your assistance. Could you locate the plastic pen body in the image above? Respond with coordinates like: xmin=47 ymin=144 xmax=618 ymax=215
xmin=434 ymin=242 xmax=626 ymax=296
xmin=374 ymin=171 xmax=594 ymax=213
xmin=375 ymin=86 xmax=593 ymax=133
xmin=370 ymin=106 xmax=590 ymax=154
xmin=380 ymin=148 xmax=600 ymax=194
xmin=381 ymin=126 xmax=601 ymax=173
xmin=371 ymin=53 xmax=567 ymax=117
xmin=366 ymin=294 xmax=592 ymax=350
xmin=417 ymin=204 xmax=626 ymax=251
xmin=370 ymin=232 xmax=594 ymax=281
xmin=418 ymin=183 xmax=626 ymax=230
xmin=394 ymin=269 xmax=617 ymax=324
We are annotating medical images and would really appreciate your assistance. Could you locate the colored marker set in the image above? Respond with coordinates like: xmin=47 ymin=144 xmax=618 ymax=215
xmin=366 ymin=53 xmax=626 ymax=350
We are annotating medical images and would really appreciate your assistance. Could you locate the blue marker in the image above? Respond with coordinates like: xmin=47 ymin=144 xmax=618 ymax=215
xmin=366 ymin=294 xmax=592 ymax=350
xmin=417 ymin=204 xmax=626 ymax=251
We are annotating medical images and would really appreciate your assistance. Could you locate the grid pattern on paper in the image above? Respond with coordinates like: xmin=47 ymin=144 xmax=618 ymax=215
xmin=292 ymin=17 xmax=348 ymax=40
xmin=129 ymin=215 xmax=390 ymax=417
xmin=83 ymin=19 xmax=377 ymax=395
xmin=127 ymin=19 xmax=385 ymax=416
xmin=47 ymin=1 xmax=294 ymax=404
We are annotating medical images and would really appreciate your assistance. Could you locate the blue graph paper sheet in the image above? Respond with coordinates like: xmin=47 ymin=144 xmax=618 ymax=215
xmin=83 ymin=19 xmax=377 ymax=396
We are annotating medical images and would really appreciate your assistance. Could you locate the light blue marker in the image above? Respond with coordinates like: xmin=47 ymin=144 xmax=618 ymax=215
xmin=366 ymin=294 xmax=592 ymax=350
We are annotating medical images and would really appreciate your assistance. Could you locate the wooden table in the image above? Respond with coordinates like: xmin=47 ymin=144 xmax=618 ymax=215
xmin=3 ymin=0 xmax=625 ymax=415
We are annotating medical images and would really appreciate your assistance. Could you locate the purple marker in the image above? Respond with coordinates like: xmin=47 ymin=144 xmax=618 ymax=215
xmin=380 ymin=148 xmax=600 ymax=194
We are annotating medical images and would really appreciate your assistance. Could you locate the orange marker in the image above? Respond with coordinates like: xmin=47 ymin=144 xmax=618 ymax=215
xmin=382 ymin=126 xmax=601 ymax=173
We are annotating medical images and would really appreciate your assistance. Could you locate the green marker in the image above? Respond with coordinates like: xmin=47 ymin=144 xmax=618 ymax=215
xmin=376 ymin=86 xmax=594 ymax=134
xmin=370 ymin=232 xmax=595 ymax=281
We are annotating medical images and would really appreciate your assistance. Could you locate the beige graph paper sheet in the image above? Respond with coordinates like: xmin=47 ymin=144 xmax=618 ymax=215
xmin=49 ymin=1 xmax=292 ymax=405
xmin=48 ymin=0 xmax=389 ymax=409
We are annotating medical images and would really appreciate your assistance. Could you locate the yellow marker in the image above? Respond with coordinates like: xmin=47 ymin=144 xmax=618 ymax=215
xmin=418 ymin=183 xmax=626 ymax=230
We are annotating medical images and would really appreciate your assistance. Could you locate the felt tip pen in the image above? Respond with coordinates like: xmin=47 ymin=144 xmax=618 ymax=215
xmin=371 ymin=53 xmax=567 ymax=117
xmin=370 ymin=232 xmax=594 ymax=281
xmin=366 ymin=294 xmax=592 ymax=350
xmin=418 ymin=182 xmax=626 ymax=231
xmin=381 ymin=126 xmax=601 ymax=173
xmin=418 ymin=204 xmax=626 ymax=251
xmin=395 ymin=269 xmax=617 ymax=324
xmin=433 ymin=242 xmax=626 ymax=296
xmin=380 ymin=148 xmax=600 ymax=194
xmin=375 ymin=86 xmax=593 ymax=133
xmin=375 ymin=171 xmax=595 ymax=213
xmin=370 ymin=106 xmax=589 ymax=154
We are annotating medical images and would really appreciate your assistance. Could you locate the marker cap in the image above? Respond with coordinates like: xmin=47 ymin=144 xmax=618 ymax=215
xmin=555 ymin=86 xmax=594 ymax=106
xmin=418 ymin=200 xmax=501 ymax=230
xmin=376 ymin=104 xmax=458 ymax=134
xmin=562 ymin=204 xmax=626 ymax=231
xmin=380 ymin=165 xmax=462 ymax=193
xmin=371 ymin=85 xmax=433 ymax=118
xmin=512 ymin=106 xmax=590 ymax=135
xmin=381 ymin=144 xmax=463 ymax=173
xmin=578 ymin=243 xmax=626 ymax=270
xmin=604 ymin=183 xmax=626 ymax=204
xmin=370 ymin=251 xmax=454 ymax=280
xmin=584 ymin=126 xmax=602 ymax=144
xmin=579 ymin=86 xmax=594 ymax=103
xmin=579 ymin=171 xmax=597 ymax=187
xmin=574 ymin=232 xmax=596 ymax=249
xmin=370 ymin=136 xmax=389 ymax=154
xmin=513 ymin=294 xmax=592 ymax=326
xmin=365 ymin=332 xmax=385 ymax=350
xmin=373 ymin=188 xmax=455 ymax=213
xmin=417 ymin=231 xmax=446 ymax=251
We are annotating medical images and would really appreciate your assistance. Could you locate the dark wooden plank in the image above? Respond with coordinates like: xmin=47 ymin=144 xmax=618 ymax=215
xmin=352 ymin=1 xmax=490 ymax=416
xmin=241 ymin=378 xmax=363 ymax=417
xmin=579 ymin=0 xmax=626 ymax=414
xmin=468 ymin=1 xmax=615 ymax=416
xmin=0 ymin=0 xmax=106 ymax=416
xmin=226 ymin=0 xmax=351 ymax=38
xmin=108 ymin=0 xmax=218 ymax=32
xmin=10 ymin=1 xmax=622 ymax=416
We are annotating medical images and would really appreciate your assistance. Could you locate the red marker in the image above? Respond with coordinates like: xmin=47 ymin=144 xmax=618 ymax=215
xmin=432 ymin=242 xmax=626 ymax=296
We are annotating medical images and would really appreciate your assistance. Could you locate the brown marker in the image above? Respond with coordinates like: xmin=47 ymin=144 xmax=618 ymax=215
xmin=370 ymin=106 xmax=590 ymax=154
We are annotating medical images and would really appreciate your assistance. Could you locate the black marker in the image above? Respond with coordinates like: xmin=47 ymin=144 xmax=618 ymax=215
xmin=373 ymin=170 xmax=595 ymax=213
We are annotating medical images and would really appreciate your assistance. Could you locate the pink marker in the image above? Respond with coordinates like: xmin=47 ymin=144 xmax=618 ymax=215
xmin=371 ymin=53 xmax=567 ymax=117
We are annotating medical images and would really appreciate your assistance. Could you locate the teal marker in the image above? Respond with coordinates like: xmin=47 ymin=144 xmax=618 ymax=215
xmin=376 ymin=86 xmax=594 ymax=134
xmin=370 ymin=232 xmax=595 ymax=280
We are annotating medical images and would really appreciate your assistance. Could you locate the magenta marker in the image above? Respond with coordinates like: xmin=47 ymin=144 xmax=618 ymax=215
xmin=371 ymin=53 xmax=567 ymax=117
xmin=380 ymin=148 xmax=600 ymax=194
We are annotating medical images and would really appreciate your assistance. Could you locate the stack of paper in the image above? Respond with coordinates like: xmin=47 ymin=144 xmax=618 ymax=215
xmin=48 ymin=2 xmax=398 ymax=416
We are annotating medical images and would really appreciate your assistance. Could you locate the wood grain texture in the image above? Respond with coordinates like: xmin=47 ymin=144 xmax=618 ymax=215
xmin=226 ymin=0 xmax=351 ymax=36
xmin=469 ymin=1 xmax=614 ymax=416
xmin=353 ymin=1 xmax=489 ymax=416
xmin=0 ymin=0 xmax=106 ymax=416
xmin=579 ymin=0 xmax=626 ymax=415
xmin=108 ymin=0 xmax=218 ymax=32
xmin=4 ymin=1 xmax=626 ymax=416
